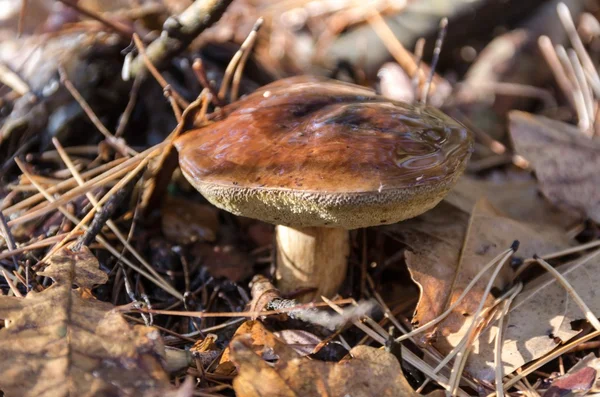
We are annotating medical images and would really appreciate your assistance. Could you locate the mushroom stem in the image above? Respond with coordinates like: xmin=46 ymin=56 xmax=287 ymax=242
xmin=275 ymin=225 xmax=349 ymax=300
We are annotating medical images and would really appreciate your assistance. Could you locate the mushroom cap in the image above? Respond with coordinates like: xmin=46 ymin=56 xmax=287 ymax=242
xmin=175 ymin=76 xmax=473 ymax=229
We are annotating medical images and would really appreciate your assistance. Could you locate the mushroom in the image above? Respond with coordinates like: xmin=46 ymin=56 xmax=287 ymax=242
xmin=174 ymin=76 xmax=473 ymax=300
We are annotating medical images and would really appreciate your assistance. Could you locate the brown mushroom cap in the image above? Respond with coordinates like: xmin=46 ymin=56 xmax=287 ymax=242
xmin=175 ymin=76 xmax=473 ymax=229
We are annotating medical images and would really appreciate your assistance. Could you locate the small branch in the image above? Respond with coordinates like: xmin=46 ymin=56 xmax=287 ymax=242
xmin=412 ymin=38 xmax=425 ymax=101
xmin=192 ymin=59 xmax=224 ymax=107
xmin=58 ymin=66 xmax=137 ymax=156
xmin=557 ymin=3 xmax=600 ymax=97
xmin=538 ymin=36 xmax=577 ymax=112
xmin=230 ymin=18 xmax=264 ymax=101
xmin=1 ymin=268 xmax=22 ymax=297
xmin=494 ymin=283 xmax=522 ymax=397
xmin=0 ymin=211 xmax=19 ymax=270
xmin=115 ymin=76 xmax=142 ymax=138
xmin=534 ymin=255 xmax=600 ymax=331
xmin=0 ymin=62 xmax=30 ymax=96
xmin=131 ymin=33 xmax=189 ymax=109
xmin=366 ymin=10 xmax=429 ymax=93
xmin=421 ymin=18 xmax=447 ymax=105
xmin=74 ymin=166 xmax=144 ymax=250
xmin=57 ymin=0 xmax=135 ymax=41
xmin=162 ymin=86 xmax=182 ymax=122
xmin=555 ymin=45 xmax=590 ymax=133
xmin=128 ymin=0 xmax=235 ymax=78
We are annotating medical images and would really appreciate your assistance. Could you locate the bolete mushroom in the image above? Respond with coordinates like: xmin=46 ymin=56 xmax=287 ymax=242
xmin=175 ymin=76 xmax=473 ymax=299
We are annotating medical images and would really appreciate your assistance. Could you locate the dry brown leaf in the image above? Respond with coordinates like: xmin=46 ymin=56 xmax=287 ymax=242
xmin=543 ymin=367 xmax=596 ymax=397
xmin=273 ymin=329 xmax=322 ymax=357
xmin=249 ymin=275 xmax=281 ymax=317
xmin=216 ymin=320 xmax=283 ymax=375
xmin=190 ymin=334 xmax=220 ymax=367
xmin=384 ymin=201 xmax=469 ymax=335
xmin=389 ymin=199 xmax=572 ymax=355
xmin=467 ymin=250 xmax=600 ymax=381
xmin=447 ymin=176 xmax=581 ymax=229
xmin=231 ymin=336 xmax=426 ymax=397
xmin=542 ymin=352 xmax=600 ymax=396
xmin=509 ymin=111 xmax=600 ymax=222
xmin=0 ymin=247 xmax=176 ymax=397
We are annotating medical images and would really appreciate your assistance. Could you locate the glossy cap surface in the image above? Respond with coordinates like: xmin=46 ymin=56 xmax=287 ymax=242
xmin=175 ymin=76 xmax=473 ymax=229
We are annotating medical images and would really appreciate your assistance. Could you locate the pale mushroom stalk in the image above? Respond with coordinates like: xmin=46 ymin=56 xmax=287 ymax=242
xmin=275 ymin=226 xmax=349 ymax=299
xmin=175 ymin=76 xmax=473 ymax=300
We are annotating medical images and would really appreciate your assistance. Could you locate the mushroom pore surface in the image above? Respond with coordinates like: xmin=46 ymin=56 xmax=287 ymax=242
xmin=175 ymin=76 xmax=473 ymax=229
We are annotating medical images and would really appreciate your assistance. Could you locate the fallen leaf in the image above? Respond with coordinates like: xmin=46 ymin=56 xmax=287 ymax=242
xmin=216 ymin=320 xmax=284 ymax=376
xmin=0 ymin=247 xmax=175 ymax=397
xmin=231 ymin=337 xmax=424 ymax=397
xmin=190 ymin=334 xmax=221 ymax=368
xmin=543 ymin=367 xmax=596 ymax=397
xmin=384 ymin=201 xmax=469 ymax=337
xmin=446 ymin=176 xmax=581 ymax=229
xmin=388 ymin=199 xmax=572 ymax=355
xmin=509 ymin=111 xmax=600 ymax=222
xmin=273 ymin=329 xmax=322 ymax=357
xmin=467 ymin=249 xmax=600 ymax=381
xmin=249 ymin=275 xmax=282 ymax=317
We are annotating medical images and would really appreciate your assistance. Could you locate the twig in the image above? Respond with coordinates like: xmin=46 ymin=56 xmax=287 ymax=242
xmin=555 ymin=45 xmax=589 ymax=132
xmin=231 ymin=18 xmax=264 ymax=101
xmin=395 ymin=246 xmax=516 ymax=342
xmin=0 ymin=211 xmax=19 ymax=271
xmin=432 ymin=283 xmax=521 ymax=377
xmin=74 ymin=167 xmax=144 ymax=250
xmin=533 ymin=255 xmax=600 ymax=331
xmin=501 ymin=329 xmax=600 ymax=392
xmin=128 ymin=0 xmax=235 ymax=77
xmin=115 ymin=76 xmax=142 ymax=137
xmin=163 ymin=86 xmax=183 ymax=123
xmin=50 ymin=141 xmax=178 ymax=301
xmin=38 ymin=155 xmax=148 ymax=258
xmin=192 ymin=59 xmax=224 ymax=107
xmin=568 ymin=49 xmax=594 ymax=135
xmin=557 ymin=2 xmax=600 ymax=97
xmin=58 ymin=66 xmax=137 ymax=156
xmin=457 ymin=82 xmax=557 ymax=109
xmin=321 ymin=296 xmax=385 ymax=343
xmin=421 ymin=18 xmax=447 ymax=105
xmin=0 ymin=232 xmax=83 ymax=261
xmin=1 ymin=269 xmax=22 ymax=297
xmin=412 ymin=38 xmax=425 ymax=102
xmin=6 ymin=146 xmax=160 ymax=227
xmin=366 ymin=10 xmax=429 ymax=91
xmin=131 ymin=33 xmax=189 ymax=109
xmin=538 ymin=36 xmax=577 ymax=113
xmin=494 ymin=283 xmax=523 ymax=397
xmin=321 ymin=297 xmax=469 ymax=396
xmin=0 ymin=63 xmax=30 ymax=96
xmin=2 ymin=157 xmax=128 ymax=214
xmin=219 ymin=18 xmax=264 ymax=102
xmin=42 ymin=145 xmax=150 ymax=257
xmin=450 ymin=110 xmax=506 ymax=154
xmin=57 ymin=0 xmax=135 ymax=41
xmin=14 ymin=158 xmax=183 ymax=300
xmin=197 ymin=89 xmax=212 ymax=124
xmin=137 ymin=298 xmax=355 ymax=318
xmin=449 ymin=248 xmax=516 ymax=396
xmin=523 ymin=239 xmax=600 ymax=264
